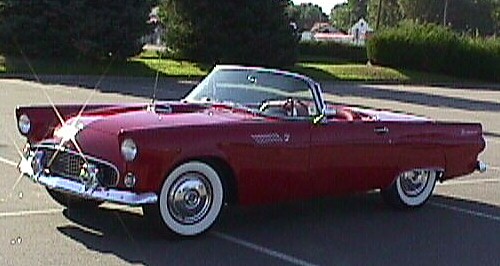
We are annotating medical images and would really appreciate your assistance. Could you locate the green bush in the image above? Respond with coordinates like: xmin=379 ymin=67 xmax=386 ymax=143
xmin=159 ymin=0 xmax=297 ymax=67
xmin=298 ymin=41 xmax=368 ymax=62
xmin=367 ymin=22 xmax=500 ymax=81
xmin=0 ymin=0 xmax=156 ymax=61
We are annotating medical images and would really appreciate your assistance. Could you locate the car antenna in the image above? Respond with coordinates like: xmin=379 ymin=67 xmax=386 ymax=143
xmin=148 ymin=50 xmax=162 ymax=112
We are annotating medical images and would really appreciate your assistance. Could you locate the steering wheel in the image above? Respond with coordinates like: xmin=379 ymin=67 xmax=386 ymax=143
xmin=283 ymin=98 xmax=310 ymax=117
xmin=259 ymin=98 xmax=310 ymax=117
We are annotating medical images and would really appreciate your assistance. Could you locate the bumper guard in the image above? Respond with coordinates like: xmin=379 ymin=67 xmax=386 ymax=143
xmin=476 ymin=161 xmax=488 ymax=173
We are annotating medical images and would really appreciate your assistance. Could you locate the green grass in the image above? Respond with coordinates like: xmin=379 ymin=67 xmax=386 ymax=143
xmin=135 ymin=56 xmax=208 ymax=77
xmin=293 ymin=63 xmax=409 ymax=82
xmin=0 ymin=53 xmax=208 ymax=78
xmin=0 ymin=52 xmax=473 ymax=84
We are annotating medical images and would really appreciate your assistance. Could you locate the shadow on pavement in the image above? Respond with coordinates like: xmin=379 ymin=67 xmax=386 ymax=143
xmin=2 ymin=75 xmax=196 ymax=101
xmin=484 ymin=131 xmax=500 ymax=139
xmin=322 ymin=84 xmax=500 ymax=112
xmin=6 ymin=73 xmax=498 ymax=114
xmin=6 ymin=75 xmax=497 ymax=115
xmin=58 ymin=207 xmax=237 ymax=265
xmin=58 ymin=193 xmax=500 ymax=266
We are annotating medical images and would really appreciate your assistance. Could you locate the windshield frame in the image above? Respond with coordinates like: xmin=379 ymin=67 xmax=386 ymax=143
xmin=184 ymin=65 xmax=326 ymax=120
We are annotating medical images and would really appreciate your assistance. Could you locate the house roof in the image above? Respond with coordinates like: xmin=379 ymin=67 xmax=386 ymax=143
xmin=311 ymin=22 xmax=338 ymax=33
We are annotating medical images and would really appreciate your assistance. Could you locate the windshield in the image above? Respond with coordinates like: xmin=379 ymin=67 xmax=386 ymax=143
xmin=185 ymin=67 xmax=319 ymax=117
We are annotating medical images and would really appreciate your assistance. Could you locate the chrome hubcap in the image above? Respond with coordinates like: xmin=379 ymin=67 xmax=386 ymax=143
xmin=399 ymin=170 xmax=430 ymax=197
xmin=167 ymin=172 xmax=212 ymax=225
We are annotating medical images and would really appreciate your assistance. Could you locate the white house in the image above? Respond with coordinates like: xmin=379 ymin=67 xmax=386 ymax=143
xmin=300 ymin=22 xmax=352 ymax=43
xmin=142 ymin=7 xmax=165 ymax=47
xmin=300 ymin=31 xmax=314 ymax=41
xmin=300 ymin=19 xmax=374 ymax=46
xmin=348 ymin=18 xmax=373 ymax=45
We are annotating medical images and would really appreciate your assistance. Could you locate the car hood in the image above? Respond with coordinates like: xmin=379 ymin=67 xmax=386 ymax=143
xmin=67 ymin=107 xmax=254 ymax=136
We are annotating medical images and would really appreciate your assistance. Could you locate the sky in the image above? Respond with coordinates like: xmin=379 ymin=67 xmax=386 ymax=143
xmin=293 ymin=0 xmax=346 ymax=14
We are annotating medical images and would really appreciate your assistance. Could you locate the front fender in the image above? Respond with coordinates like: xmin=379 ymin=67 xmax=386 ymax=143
xmin=119 ymin=126 xmax=231 ymax=193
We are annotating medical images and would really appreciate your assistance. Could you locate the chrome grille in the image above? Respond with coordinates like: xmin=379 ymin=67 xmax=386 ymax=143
xmin=36 ymin=146 xmax=119 ymax=187
xmin=51 ymin=151 xmax=86 ymax=180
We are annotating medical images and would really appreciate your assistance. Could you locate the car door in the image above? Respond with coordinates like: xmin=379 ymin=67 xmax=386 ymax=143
xmin=310 ymin=120 xmax=400 ymax=196
xmin=223 ymin=120 xmax=312 ymax=205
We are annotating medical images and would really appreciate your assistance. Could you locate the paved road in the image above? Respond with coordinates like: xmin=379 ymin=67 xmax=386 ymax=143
xmin=0 ymin=76 xmax=499 ymax=266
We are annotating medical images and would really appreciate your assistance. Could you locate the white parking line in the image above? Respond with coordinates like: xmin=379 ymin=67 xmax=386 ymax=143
xmin=430 ymin=202 xmax=500 ymax=223
xmin=0 ymin=156 xmax=17 ymax=168
xmin=212 ymin=231 xmax=318 ymax=266
xmin=0 ymin=208 xmax=63 ymax=218
xmin=438 ymin=178 xmax=500 ymax=186
xmin=485 ymin=138 xmax=500 ymax=144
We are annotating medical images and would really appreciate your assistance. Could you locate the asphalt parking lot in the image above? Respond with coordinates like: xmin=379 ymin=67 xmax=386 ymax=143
xmin=0 ymin=76 xmax=499 ymax=266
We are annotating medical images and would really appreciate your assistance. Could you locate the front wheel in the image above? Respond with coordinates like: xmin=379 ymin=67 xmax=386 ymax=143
xmin=147 ymin=161 xmax=224 ymax=237
xmin=381 ymin=169 xmax=438 ymax=208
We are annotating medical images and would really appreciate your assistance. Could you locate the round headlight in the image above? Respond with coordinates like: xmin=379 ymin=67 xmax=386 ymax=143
xmin=121 ymin=139 xmax=137 ymax=162
xmin=18 ymin=114 xmax=31 ymax=134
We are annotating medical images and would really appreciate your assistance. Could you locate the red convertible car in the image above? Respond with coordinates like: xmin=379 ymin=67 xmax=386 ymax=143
xmin=17 ymin=65 xmax=487 ymax=236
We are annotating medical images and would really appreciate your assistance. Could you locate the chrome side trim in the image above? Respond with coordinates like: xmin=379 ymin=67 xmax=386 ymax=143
xmin=32 ymin=144 xmax=120 ymax=187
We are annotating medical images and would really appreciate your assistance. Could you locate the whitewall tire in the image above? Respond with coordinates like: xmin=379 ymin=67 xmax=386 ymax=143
xmin=381 ymin=169 xmax=438 ymax=208
xmin=157 ymin=161 xmax=224 ymax=236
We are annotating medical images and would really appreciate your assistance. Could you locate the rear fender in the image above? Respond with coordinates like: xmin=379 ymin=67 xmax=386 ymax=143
xmin=394 ymin=147 xmax=446 ymax=186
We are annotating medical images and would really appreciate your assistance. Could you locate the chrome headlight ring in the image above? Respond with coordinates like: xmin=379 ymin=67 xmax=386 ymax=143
xmin=18 ymin=114 xmax=31 ymax=135
xmin=121 ymin=138 xmax=138 ymax=162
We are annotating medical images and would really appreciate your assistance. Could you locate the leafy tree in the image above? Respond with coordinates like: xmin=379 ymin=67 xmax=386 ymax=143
xmin=330 ymin=3 xmax=351 ymax=31
xmin=493 ymin=1 xmax=500 ymax=34
xmin=367 ymin=0 xmax=403 ymax=29
xmin=446 ymin=0 xmax=496 ymax=35
xmin=398 ymin=0 xmax=442 ymax=23
xmin=160 ymin=0 xmax=297 ymax=67
xmin=0 ymin=0 xmax=156 ymax=60
xmin=398 ymin=0 xmax=496 ymax=35
xmin=331 ymin=0 xmax=370 ymax=31
xmin=341 ymin=0 xmax=498 ymax=35
xmin=349 ymin=0 xmax=368 ymax=21
xmin=286 ymin=3 xmax=329 ymax=31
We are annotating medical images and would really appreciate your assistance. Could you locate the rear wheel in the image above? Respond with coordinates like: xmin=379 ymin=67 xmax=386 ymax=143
xmin=144 ymin=161 xmax=224 ymax=237
xmin=46 ymin=188 xmax=103 ymax=209
xmin=381 ymin=169 xmax=437 ymax=208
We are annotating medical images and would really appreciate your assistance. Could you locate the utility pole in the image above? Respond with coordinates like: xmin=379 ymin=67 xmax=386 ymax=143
xmin=443 ymin=0 xmax=449 ymax=26
xmin=376 ymin=0 xmax=383 ymax=30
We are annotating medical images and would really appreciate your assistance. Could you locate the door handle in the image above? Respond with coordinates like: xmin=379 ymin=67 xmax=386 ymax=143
xmin=374 ymin=126 xmax=389 ymax=134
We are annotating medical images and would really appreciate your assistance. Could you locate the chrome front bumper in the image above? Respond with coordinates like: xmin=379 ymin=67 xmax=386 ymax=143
xmin=18 ymin=150 xmax=157 ymax=206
